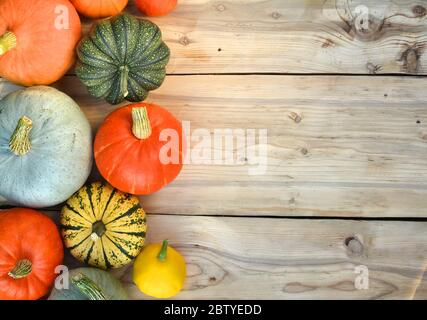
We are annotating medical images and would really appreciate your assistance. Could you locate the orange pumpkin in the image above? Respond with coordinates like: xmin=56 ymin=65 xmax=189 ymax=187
xmin=71 ymin=0 xmax=128 ymax=19
xmin=135 ymin=0 xmax=177 ymax=17
xmin=0 ymin=0 xmax=81 ymax=86
xmin=94 ymin=103 xmax=185 ymax=195
xmin=0 ymin=208 xmax=64 ymax=300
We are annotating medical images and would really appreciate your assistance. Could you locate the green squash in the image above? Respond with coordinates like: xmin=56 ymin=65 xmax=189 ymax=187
xmin=48 ymin=267 xmax=129 ymax=300
xmin=76 ymin=13 xmax=170 ymax=105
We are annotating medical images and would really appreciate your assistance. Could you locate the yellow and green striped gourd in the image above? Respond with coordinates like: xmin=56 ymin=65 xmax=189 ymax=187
xmin=60 ymin=182 xmax=147 ymax=269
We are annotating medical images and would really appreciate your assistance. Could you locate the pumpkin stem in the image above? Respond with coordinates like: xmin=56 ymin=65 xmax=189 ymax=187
xmin=119 ymin=65 xmax=129 ymax=99
xmin=71 ymin=273 xmax=107 ymax=300
xmin=132 ymin=107 xmax=152 ymax=139
xmin=8 ymin=259 xmax=32 ymax=279
xmin=92 ymin=220 xmax=106 ymax=238
xmin=0 ymin=31 xmax=17 ymax=56
xmin=157 ymin=240 xmax=169 ymax=262
xmin=9 ymin=116 xmax=33 ymax=156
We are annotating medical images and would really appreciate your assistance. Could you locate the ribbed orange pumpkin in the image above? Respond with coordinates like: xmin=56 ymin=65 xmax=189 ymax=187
xmin=0 ymin=0 xmax=81 ymax=86
xmin=94 ymin=103 xmax=185 ymax=195
xmin=71 ymin=0 xmax=128 ymax=19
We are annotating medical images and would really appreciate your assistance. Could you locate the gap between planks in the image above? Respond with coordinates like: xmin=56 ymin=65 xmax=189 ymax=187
xmin=37 ymin=208 xmax=427 ymax=222
xmin=67 ymin=72 xmax=427 ymax=77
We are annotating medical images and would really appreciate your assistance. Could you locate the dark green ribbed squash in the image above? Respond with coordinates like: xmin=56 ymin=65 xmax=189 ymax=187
xmin=76 ymin=13 xmax=170 ymax=105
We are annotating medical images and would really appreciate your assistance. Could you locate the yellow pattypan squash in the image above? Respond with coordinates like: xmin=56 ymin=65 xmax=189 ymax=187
xmin=133 ymin=240 xmax=186 ymax=298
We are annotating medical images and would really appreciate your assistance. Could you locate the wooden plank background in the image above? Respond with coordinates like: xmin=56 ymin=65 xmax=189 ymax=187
xmin=45 ymin=212 xmax=427 ymax=299
xmin=119 ymin=0 xmax=427 ymax=75
xmin=127 ymin=215 xmax=427 ymax=300
xmin=2 ymin=74 xmax=427 ymax=218
xmin=1 ymin=0 xmax=427 ymax=299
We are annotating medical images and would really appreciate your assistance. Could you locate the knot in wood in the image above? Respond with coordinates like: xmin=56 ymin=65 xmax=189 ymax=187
xmin=271 ymin=12 xmax=281 ymax=19
xmin=289 ymin=112 xmax=302 ymax=123
xmin=413 ymin=5 xmax=426 ymax=17
xmin=179 ymin=36 xmax=191 ymax=46
xmin=401 ymin=48 xmax=419 ymax=73
xmin=352 ymin=13 xmax=384 ymax=42
xmin=345 ymin=236 xmax=364 ymax=255
xmin=216 ymin=4 xmax=226 ymax=12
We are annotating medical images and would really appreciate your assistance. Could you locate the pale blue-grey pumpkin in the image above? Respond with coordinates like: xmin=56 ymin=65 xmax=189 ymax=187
xmin=0 ymin=86 xmax=92 ymax=208
xmin=48 ymin=267 xmax=129 ymax=300
xmin=76 ymin=13 xmax=170 ymax=105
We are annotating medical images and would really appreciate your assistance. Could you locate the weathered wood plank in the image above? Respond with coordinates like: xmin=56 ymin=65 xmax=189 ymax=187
xmin=79 ymin=0 xmax=427 ymax=74
xmin=110 ymin=215 xmax=426 ymax=299
xmin=1 ymin=74 xmax=427 ymax=217
xmin=26 ymin=212 xmax=427 ymax=299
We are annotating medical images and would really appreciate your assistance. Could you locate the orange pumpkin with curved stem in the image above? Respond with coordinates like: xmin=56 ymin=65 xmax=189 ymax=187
xmin=0 ymin=0 xmax=81 ymax=86
xmin=94 ymin=103 xmax=185 ymax=195
xmin=0 ymin=208 xmax=63 ymax=300
xmin=71 ymin=0 xmax=128 ymax=19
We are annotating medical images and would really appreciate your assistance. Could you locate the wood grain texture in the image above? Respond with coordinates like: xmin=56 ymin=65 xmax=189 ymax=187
xmin=79 ymin=0 xmax=427 ymax=74
xmin=1 ymin=0 xmax=426 ymax=302
xmin=1 ymin=74 xmax=427 ymax=217
xmin=108 ymin=215 xmax=427 ymax=299
xmin=29 ymin=212 xmax=427 ymax=299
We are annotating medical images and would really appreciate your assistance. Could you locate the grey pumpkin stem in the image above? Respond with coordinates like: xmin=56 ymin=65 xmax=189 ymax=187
xmin=71 ymin=273 xmax=107 ymax=300
xmin=9 ymin=116 xmax=33 ymax=156
xmin=0 ymin=31 xmax=17 ymax=56
xmin=119 ymin=65 xmax=129 ymax=99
